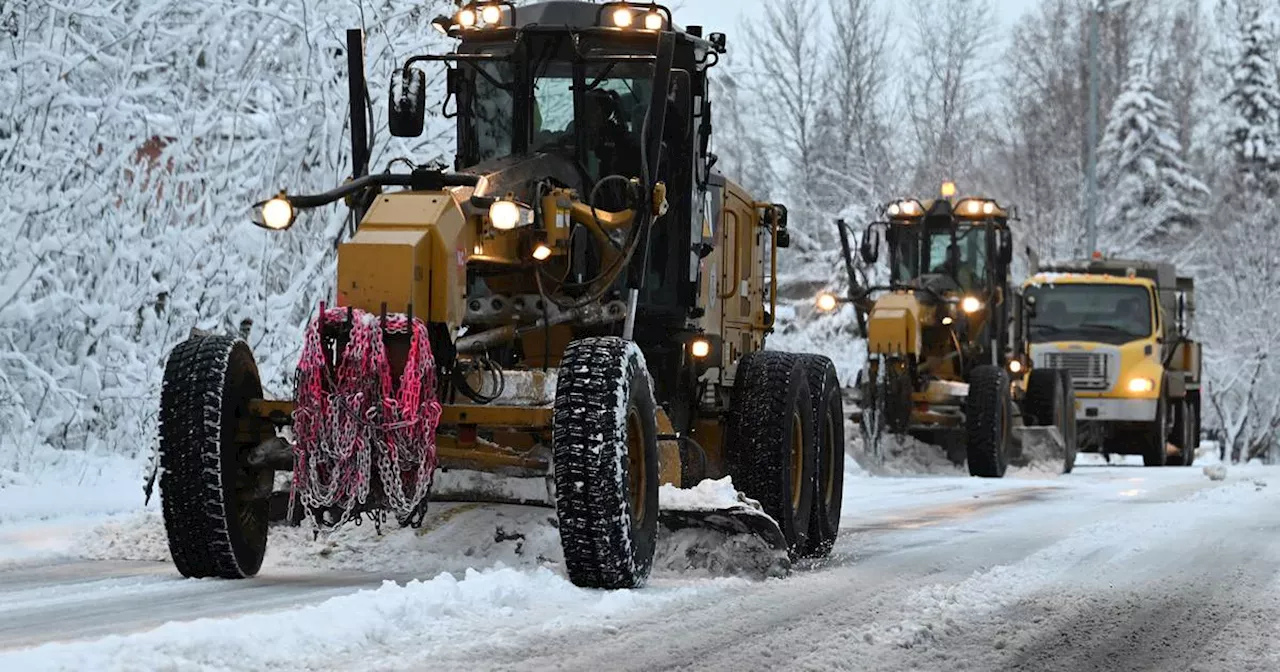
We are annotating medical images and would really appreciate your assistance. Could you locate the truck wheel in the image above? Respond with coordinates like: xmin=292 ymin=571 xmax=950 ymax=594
xmin=726 ymin=351 xmax=816 ymax=559
xmin=798 ymin=355 xmax=844 ymax=559
xmin=159 ymin=335 xmax=271 ymax=579
xmin=1143 ymin=392 xmax=1169 ymax=467
xmin=1170 ymin=398 xmax=1196 ymax=466
xmin=965 ymin=365 xmax=1011 ymax=478
xmin=1022 ymin=368 xmax=1075 ymax=473
xmin=1057 ymin=370 xmax=1078 ymax=473
xmin=553 ymin=337 xmax=659 ymax=589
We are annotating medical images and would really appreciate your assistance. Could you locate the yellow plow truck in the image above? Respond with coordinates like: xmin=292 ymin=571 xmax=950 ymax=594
xmin=1022 ymin=256 xmax=1202 ymax=466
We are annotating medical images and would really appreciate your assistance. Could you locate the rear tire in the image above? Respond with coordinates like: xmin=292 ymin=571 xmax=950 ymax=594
xmin=159 ymin=335 xmax=270 ymax=579
xmin=726 ymin=351 xmax=816 ymax=559
xmin=798 ymin=355 xmax=844 ymax=559
xmin=553 ymin=337 xmax=660 ymax=589
xmin=965 ymin=365 xmax=1011 ymax=478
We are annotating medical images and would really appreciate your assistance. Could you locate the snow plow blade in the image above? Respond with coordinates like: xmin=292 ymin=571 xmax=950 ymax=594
xmin=1011 ymin=425 xmax=1066 ymax=467
xmin=657 ymin=504 xmax=790 ymax=579
xmin=658 ymin=505 xmax=788 ymax=551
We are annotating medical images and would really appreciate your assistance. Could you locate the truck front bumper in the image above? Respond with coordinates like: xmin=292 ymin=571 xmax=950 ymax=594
xmin=1075 ymin=397 xmax=1158 ymax=422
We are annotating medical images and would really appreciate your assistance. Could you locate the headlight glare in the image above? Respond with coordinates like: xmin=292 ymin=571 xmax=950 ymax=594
xmin=1127 ymin=377 xmax=1155 ymax=394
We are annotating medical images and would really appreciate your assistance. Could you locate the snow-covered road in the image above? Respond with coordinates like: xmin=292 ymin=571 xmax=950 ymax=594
xmin=2 ymin=452 xmax=1278 ymax=671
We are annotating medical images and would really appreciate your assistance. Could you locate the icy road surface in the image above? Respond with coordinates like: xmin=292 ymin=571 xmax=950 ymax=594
xmin=2 ymin=452 xmax=1279 ymax=671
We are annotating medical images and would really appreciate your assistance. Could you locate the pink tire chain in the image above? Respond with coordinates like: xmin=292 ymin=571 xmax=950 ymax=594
xmin=291 ymin=305 xmax=441 ymax=526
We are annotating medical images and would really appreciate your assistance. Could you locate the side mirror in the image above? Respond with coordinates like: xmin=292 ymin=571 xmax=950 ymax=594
xmin=1024 ymin=294 xmax=1037 ymax=318
xmin=777 ymin=229 xmax=791 ymax=248
xmin=389 ymin=68 xmax=426 ymax=138
xmin=859 ymin=228 xmax=880 ymax=264
xmin=998 ymin=229 xmax=1013 ymax=265
xmin=708 ymin=32 xmax=727 ymax=53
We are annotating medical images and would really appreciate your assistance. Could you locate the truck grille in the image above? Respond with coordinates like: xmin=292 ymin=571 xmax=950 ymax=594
xmin=1042 ymin=352 xmax=1111 ymax=390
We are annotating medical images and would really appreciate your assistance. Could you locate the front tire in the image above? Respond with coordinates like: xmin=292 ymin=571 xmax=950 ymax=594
xmin=965 ymin=365 xmax=1011 ymax=478
xmin=798 ymin=355 xmax=844 ymax=559
xmin=159 ymin=335 xmax=271 ymax=579
xmin=726 ymin=352 xmax=817 ymax=559
xmin=1143 ymin=390 xmax=1169 ymax=467
xmin=1170 ymin=397 xmax=1197 ymax=466
xmin=552 ymin=337 xmax=659 ymax=589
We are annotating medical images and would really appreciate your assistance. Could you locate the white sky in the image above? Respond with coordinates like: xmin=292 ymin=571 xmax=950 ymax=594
xmin=674 ymin=0 xmax=1038 ymax=44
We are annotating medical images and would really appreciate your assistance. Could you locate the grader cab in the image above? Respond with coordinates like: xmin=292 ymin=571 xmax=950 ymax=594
xmin=818 ymin=183 xmax=1075 ymax=476
xmin=151 ymin=1 xmax=844 ymax=589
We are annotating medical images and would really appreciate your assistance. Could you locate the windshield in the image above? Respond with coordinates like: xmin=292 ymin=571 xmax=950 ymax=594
xmin=1026 ymin=283 xmax=1154 ymax=344
xmin=458 ymin=52 xmax=652 ymax=176
xmin=531 ymin=61 xmax=652 ymax=179
xmin=926 ymin=226 xmax=986 ymax=290
xmin=890 ymin=225 xmax=987 ymax=290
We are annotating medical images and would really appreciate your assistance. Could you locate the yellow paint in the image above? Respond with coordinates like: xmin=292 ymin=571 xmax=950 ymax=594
xmin=866 ymin=292 xmax=922 ymax=355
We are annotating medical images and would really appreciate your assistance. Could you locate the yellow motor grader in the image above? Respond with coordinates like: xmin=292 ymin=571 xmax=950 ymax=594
xmin=818 ymin=184 xmax=1075 ymax=476
xmin=151 ymin=1 xmax=844 ymax=589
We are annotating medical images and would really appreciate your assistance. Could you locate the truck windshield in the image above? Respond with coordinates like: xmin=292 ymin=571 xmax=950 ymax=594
xmin=1026 ymin=284 xmax=1154 ymax=344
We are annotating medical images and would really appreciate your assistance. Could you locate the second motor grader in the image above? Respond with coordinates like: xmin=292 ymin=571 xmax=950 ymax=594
xmin=151 ymin=1 xmax=844 ymax=590
xmin=818 ymin=184 xmax=1075 ymax=476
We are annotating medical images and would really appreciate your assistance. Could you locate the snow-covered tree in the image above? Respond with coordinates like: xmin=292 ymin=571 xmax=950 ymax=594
xmin=1096 ymin=57 xmax=1208 ymax=255
xmin=1221 ymin=9 xmax=1280 ymax=187
xmin=0 ymin=0 xmax=453 ymax=466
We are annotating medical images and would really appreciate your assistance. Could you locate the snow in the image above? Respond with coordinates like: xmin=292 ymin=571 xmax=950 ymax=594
xmin=658 ymin=476 xmax=744 ymax=511
xmin=0 ymin=567 xmax=731 ymax=672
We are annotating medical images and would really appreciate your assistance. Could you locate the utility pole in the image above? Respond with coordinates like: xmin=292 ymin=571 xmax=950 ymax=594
xmin=1085 ymin=1 xmax=1102 ymax=258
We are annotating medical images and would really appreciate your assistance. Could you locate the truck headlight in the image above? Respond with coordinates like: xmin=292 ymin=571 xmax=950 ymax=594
xmin=1127 ymin=377 xmax=1155 ymax=393
xmin=960 ymin=296 xmax=982 ymax=313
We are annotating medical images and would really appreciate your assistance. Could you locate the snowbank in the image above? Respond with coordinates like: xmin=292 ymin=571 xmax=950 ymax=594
xmin=0 ymin=567 xmax=732 ymax=672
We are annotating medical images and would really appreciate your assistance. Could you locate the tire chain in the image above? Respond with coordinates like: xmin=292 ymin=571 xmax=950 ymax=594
xmin=292 ymin=306 xmax=441 ymax=527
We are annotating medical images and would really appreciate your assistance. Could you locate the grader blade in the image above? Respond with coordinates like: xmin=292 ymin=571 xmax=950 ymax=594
xmin=1011 ymin=425 xmax=1066 ymax=467
xmin=658 ymin=506 xmax=788 ymax=552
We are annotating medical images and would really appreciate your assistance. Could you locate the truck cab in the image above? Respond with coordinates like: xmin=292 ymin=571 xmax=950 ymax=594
xmin=1021 ymin=258 xmax=1201 ymax=466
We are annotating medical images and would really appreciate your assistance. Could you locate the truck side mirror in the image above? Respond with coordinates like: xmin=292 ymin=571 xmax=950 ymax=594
xmin=389 ymin=68 xmax=426 ymax=138
xmin=1176 ymin=292 xmax=1188 ymax=337
xmin=708 ymin=32 xmax=727 ymax=53
xmin=860 ymin=227 xmax=880 ymax=264
xmin=1024 ymin=294 xmax=1037 ymax=318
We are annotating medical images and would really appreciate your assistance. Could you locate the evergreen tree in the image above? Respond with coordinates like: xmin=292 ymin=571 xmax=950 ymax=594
xmin=1097 ymin=57 xmax=1208 ymax=254
xmin=1222 ymin=9 xmax=1280 ymax=186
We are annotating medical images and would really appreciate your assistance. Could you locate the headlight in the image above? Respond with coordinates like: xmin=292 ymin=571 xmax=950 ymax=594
xmin=1127 ymin=377 xmax=1155 ymax=393
xmin=612 ymin=7 xmax=633 ymax=27
xmin=1008 ymin=360 xmax=1023 ymax=374
xmin=888 ymin=203 xmax=901 ymax=216
xmin=458 ymin=8 xmax=477 ymax=27
xmin=816 ymin=292 xmax=838 ymax=312
xmin=488 ymin=199 xmax=528 ymax=230
xmin=481 ymin=4 xmax=502 ymax=24
xmin=965 ymin=200 xmax=981 ymax=215
xmin=531 ymin=243 xmax=552 ymax=261
xmin=690 ymin=338 xmax=711 ymax=358
xmin=983 ymin=201 xmax=995 ymax=215
xmin=961 ymin=296 xmax=982 ymax=313
xmin=256 ymin=196 xmax=296 ymax=230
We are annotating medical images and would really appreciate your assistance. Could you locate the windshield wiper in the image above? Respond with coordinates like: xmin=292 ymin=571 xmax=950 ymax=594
xmin=1078 ymin=322 xmax=1140 ymax=336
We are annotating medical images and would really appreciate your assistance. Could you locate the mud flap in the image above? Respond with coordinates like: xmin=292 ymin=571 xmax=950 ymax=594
xmin=1011 ymin=425 xmax=1066 ymax=467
